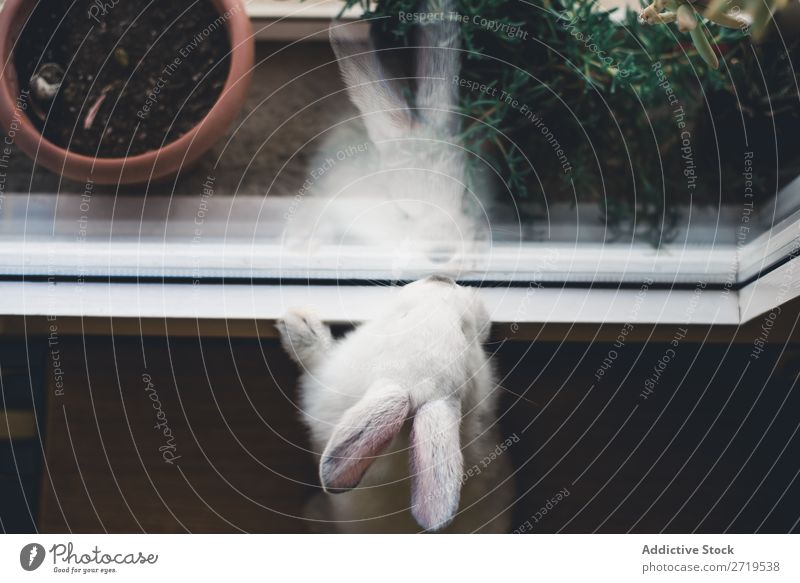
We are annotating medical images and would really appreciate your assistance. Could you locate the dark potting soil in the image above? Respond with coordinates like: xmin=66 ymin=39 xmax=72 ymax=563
xmin=14 ymin=0 xmax=231 ymax=157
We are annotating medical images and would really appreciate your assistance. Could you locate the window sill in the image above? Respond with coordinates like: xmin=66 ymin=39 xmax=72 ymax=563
xmin=0 ymin=278 xmax=740 ymax=325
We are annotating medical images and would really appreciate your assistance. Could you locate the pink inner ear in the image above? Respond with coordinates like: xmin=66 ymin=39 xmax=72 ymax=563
xmin=320 ymin=387 xmax=409 ymax=492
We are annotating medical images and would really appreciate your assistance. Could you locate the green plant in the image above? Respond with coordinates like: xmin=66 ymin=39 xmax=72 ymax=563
xmin=706 ymin=0 xmax=790 ymax=38
xmin=640 ymin=0 xmax=763 ymax=69
xmin=340 ymin=0 xmax=800 ymax=244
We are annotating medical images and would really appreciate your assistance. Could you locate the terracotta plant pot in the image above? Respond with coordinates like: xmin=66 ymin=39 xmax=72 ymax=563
xmin=0 ymin=0 xmax=254 ymax=185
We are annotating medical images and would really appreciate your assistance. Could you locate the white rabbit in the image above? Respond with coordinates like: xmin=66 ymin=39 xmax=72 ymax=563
xmin=276 ymin=276 xmax=515 ymax=533
xmin=282 ymin=3 xmax=491 ymax=277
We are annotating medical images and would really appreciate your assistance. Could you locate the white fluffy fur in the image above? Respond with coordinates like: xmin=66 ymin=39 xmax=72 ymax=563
xmin=282 ymin=3 xmax=490 ymax=276
xmin=277 ymin=277 xmax=514 ymax=533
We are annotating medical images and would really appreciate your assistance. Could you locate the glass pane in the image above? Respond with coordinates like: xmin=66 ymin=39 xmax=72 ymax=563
xmin=1 ymin=1 xmax=798 ymax=285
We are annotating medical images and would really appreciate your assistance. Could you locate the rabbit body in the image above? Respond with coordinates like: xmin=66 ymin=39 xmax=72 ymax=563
xmin=278 ymin=277 xmax=514 ymax=533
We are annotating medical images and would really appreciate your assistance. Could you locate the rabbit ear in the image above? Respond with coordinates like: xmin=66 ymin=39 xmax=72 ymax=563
xmin=329 ymin=22 xmax=412 ymax=146
xmin=414 ymin=4 xmax=461 ymax=135
xmin=410 ymin=397 xmax=464 ymax=531
xmin=320 ymin=382 xmax=410 ymax=492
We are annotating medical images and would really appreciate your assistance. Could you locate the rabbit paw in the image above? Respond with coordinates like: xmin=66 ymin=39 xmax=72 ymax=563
xmin=276 ymin=309 xmax=333 ymax=367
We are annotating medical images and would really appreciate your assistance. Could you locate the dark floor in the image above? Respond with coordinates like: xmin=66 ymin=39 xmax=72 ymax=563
xmin=1 ymin=331 xmax=797 ymax=534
